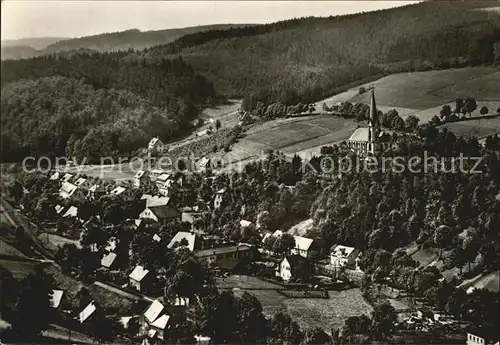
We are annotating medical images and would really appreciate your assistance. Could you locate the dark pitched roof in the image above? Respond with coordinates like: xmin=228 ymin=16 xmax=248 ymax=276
xmin=149 ymin=204 xmax=179 ymax=220
xmin=195 ymin=244 xmax=251 ymax=258
xmin=284 ymin=255 xmax=308 ymax=267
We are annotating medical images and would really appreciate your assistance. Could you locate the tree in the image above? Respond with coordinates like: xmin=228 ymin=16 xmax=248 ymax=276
xmin=6 ymin=267 xmax=53 ymax=339
xmin=464 ymin=97 xmax=477 ymax=117
xmin=342 ymin=315 xmax=372 ymax=336
xmin=272 ymin=233 xmax=295 ymax=256
xmin=480 ymin=106 xmax=489 ymax=115
xmin=236 ymin=292 xmax=267 ymax=343
xmin=304 ymin=327 xmax=330 ymax=344
xmin=8 ymin=179 xmax=23 ymax=203
xmin=215 ymin=119 xmax=221 ymax=132
xmin=405 ymin=115 xmax=420 ymax=130
xmin=371 ymin=303 xmax=397 ymax=340
xmin=454 ymin=99 xmax=464 ymax=115
xmin=270 ymin=312 xmax=303 ymax=343
xmin=440 ymin=105 xmax=452 ymax=121
xmin=0 ymin=268 xmax=19 ymax=319
xmin=434 ymin=224 xmax=452 ymax=257
xmin=55 ymin=243 xmax=81 ymax=273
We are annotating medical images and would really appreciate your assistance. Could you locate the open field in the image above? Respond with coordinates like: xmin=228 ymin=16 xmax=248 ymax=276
xmin=222 ymin=67 xmax=500 ymax=164
xmin=217 ymin=275 xmax=372 ymax=332
xmin=439 ymin=115 xmax=500 ymax=139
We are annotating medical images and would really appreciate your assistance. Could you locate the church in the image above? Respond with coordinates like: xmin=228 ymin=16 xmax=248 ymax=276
xmin=347 ymin=89 xmax=389 ymax=156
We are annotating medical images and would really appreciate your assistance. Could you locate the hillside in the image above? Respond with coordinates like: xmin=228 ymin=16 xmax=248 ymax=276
xmin=0 ymin=24 xmax=254 ymax=60
xmin=0 ymin=45 xmax=39 ymax=60
xmin=1 ymin=37 xmax=68 ymax=49
xmin=142 ymin=1 xmax=500 ymax=106
xmin=0 ymin=52 xmax=217 ymax=162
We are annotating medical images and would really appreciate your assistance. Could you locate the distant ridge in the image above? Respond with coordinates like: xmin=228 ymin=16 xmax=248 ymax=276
xmin=1 ymin=37 xmax=69 ymax=50
xmin=1 ymin=24 xmax=256 ymax=60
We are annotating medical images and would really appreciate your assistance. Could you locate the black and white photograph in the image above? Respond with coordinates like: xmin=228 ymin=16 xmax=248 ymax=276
xmin=0 ymin=1 xmax=499 ymax=344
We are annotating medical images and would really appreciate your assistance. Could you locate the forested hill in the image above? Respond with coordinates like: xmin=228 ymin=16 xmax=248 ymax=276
xmin=0 ymin=52 xmax=217 ymax=162
xmin=0 ymin=25 xmax=255 ymax=60
xmin=142 ymin=1 xmax=500 ymax=105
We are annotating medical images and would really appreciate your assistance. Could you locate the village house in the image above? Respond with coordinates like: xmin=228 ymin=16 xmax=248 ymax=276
xmin=101 ymin=252 xmax=118 ymax=270
xmin=196 ymin=157 xmax=212 ymax=173
xmin=156 ymin=173 xmax=174 ymax=196
xmin=149 ymin=314 xmax=170 ymax=340
xmin=110 ymin=186 xmax=127 ymax=197
xmin=148 ymin=169 xmax=166 ymax=182
xmin=62 ymin=173 xmax=74 ymax=183
xmin=87 ymin=184 xmax=106 ymax=200
xmin=140 ymin=299 xmax=172 ymax=341
xmin=134 ymin=170 xmax=148 ymax=188
xmin=139 ymin=203 xmax=180 ymax=223
xmin=148 ymin=137 xmax=165 ymax=154
xmin=347 ymin=89 xmax=390 ymax=156
xmin=50 ymin=289 xmax=65 ymax=310
xmin=129 ymin=265 xmax=151 ymax=292
xmin=75 ymin=177 xmax=87 ymax=188
xmin=331 ymin=245 xmax=362 ymax=270
xmin=466 ymin=326 xmax=499 ymax=345
xmin=59 ymin=182 xmax=85 ymax=200
xmin=54 ymin=204 xmax=65 ymax=216
xmin=196 ymin=128 xmax=213 ymax=137
xmin=141 ymin=194 xmax=170 ymax=206
xmin=195 ymin=244 xmax=255 ymax=270
xmin=62 ymin=205 xmax=78 ymax=219
xmin=213 ymin=188 xmax=227 ymax=210
xmin=49 ymin=171 xmax=60 ymax=181
xmin=292 ymin=235 xmax=318 ymax=259
xmin=240 ymin=220 xmax=255 ymax=232
xmin=276 ymin=255 xmax=312 ymax=282
xmin=79 ymin=301 xmax=97 ymax=323
xmin=167 ymin=231 xmax=199 ymax=252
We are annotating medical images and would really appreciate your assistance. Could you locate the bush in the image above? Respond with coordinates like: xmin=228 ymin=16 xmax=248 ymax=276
xmin=480 ymin=106 xmax=489 ymax=115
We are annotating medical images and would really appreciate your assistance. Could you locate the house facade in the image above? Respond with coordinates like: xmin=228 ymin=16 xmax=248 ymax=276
xmin=148 ymin=138 xmax=165 ymax=154
xmin=291 ymin=236 xmax=317 ymax=259
xmin=195 ymin=245 xmax=255 ymax=270
xmin=213 ymin=188 xmax=226 ymax=210
xmin=129 ymin=265 xmax=150 ymax=291
xmin=276 ymin=255 xmax=312 ymax=282
xmin=467 ymin=328 xmax=499 ymax=345
xmin=134 ymin=170 xmax=148 ymax=188
xmin=59 ymin=182 xmax=85 ymax=200
xmin=331 ymin=245 xmax=361 ymax=270
xmin=466 ymin=327 xmax=499 ymax=345
xmin=139 ymin=204 xmax=180 ymax=223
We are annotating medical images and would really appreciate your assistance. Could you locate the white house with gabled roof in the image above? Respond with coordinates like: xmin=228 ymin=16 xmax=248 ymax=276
xmin=129 ymin=265 xmax=150 ymax=291
xmin=148 ymin=138 xmax=165 ymax=153
xmin=331 ymin=245 xmax=361 ymax=270
xmin=79 ymin=301 xmax=97 ymax=323
xmin=134 ymin=170 xmax=148 ymax=188
xmin=291 ymin=235 xmax=317 ymax=259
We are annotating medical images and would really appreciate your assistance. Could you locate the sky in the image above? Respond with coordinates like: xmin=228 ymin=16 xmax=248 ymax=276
xmin=1 ymin=1 xmax=420 ymax=41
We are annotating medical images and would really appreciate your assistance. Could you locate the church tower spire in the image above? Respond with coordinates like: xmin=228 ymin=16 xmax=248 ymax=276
xmin=368 ymin=89 xmax=379 ymax=143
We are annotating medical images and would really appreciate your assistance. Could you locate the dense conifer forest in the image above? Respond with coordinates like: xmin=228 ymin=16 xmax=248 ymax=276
xmin=143 ymin=1 xmax=500 ymax=106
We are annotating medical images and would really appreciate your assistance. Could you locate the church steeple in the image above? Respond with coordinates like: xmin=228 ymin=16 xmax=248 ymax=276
xmin=368 ymin=89 xmax=379 ymax=143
